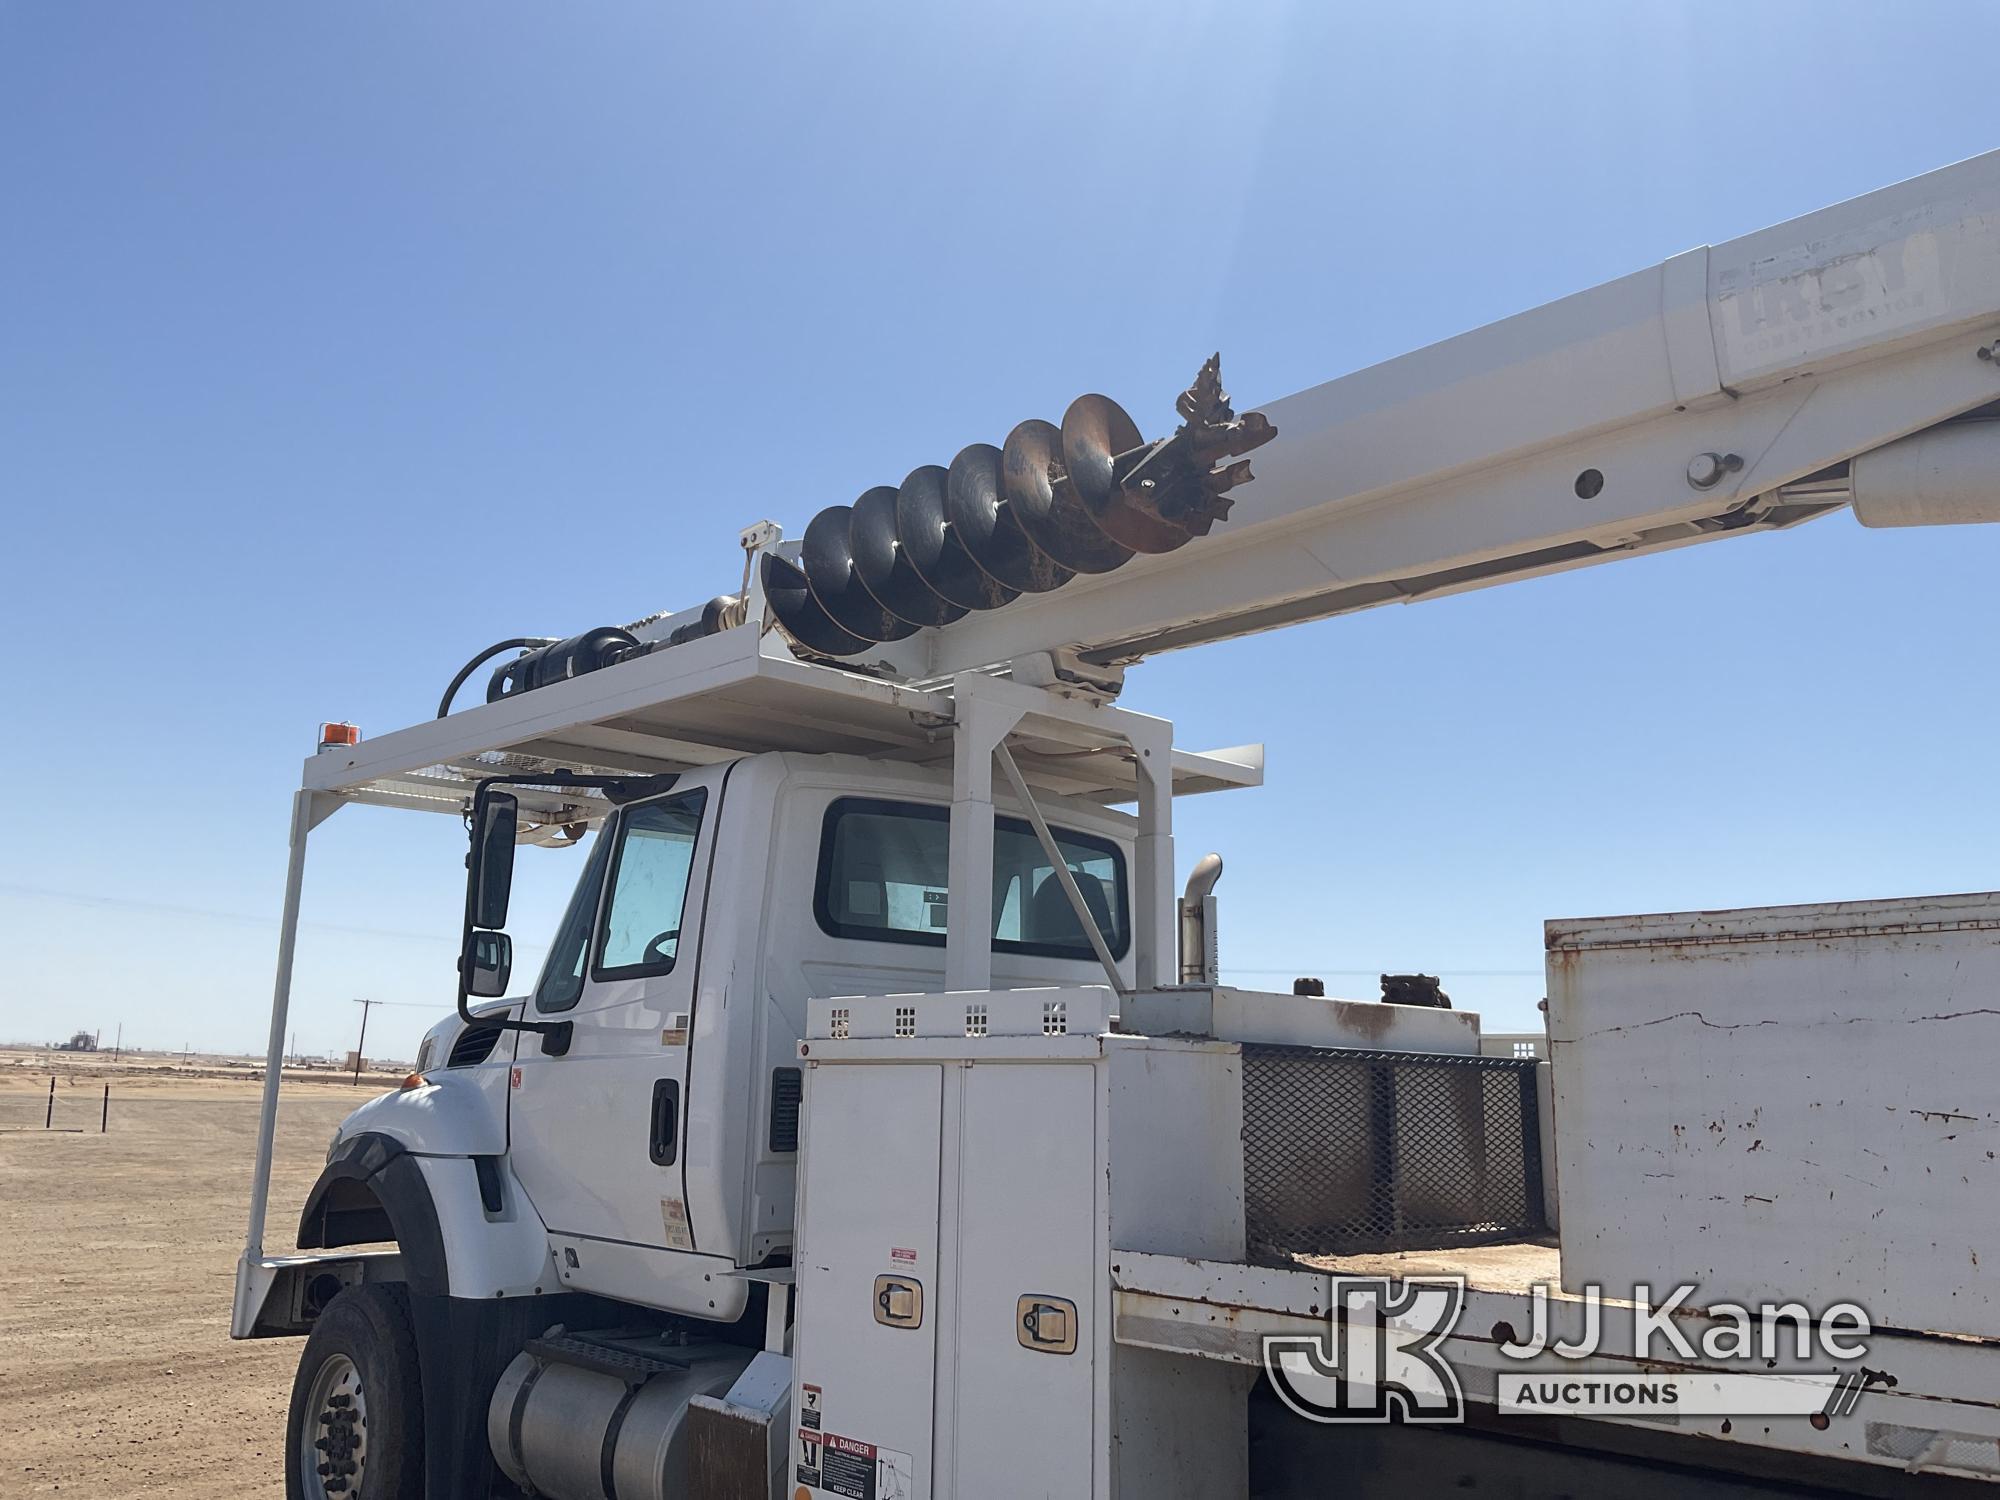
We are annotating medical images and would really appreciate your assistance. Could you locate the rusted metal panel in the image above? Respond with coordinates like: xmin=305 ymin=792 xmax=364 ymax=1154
xmin=1546 ymin=891 xmax=2000 ymax=1341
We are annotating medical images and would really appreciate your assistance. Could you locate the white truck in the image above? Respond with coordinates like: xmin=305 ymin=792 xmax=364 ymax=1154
xmin=237 ymin=150 xmax=2000 ymax=1499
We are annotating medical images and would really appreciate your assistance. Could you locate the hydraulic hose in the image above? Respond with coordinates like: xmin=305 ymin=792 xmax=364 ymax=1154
xmin=437 ymin=638 xmax=557 ymax=719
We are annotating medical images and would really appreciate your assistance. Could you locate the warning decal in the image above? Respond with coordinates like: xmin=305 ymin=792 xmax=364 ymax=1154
xmin=821 ymin=1434 xmax=874 ymax=1500
xmin=800 ymin=1383 xmax=822 ymax=1430
xmin=660 ymin=1198 xmax=693 ymax=1251
xmin=799 ymin=1431 xmax=914 ymax=1500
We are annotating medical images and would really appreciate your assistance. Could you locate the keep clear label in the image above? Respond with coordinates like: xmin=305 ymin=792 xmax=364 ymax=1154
xmin=799 ymin=1430 xmax=914 ymax=1500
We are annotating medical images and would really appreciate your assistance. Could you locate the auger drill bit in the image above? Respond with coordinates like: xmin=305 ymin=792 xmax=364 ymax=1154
xmin=1110 ymin=354 xmax=1277 ymax=535
xmin=763 ymin=355 xmax=1274 ymax=657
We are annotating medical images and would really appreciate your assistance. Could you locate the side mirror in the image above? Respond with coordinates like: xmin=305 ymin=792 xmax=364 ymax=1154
xmin=470 ymin=791 xmax=519 ymax=929
xmin=461 ymin=930 xmax=513 ymax=999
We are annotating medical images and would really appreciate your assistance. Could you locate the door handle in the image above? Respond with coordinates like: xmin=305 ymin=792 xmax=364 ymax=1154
xmin=1017 ymin=1294 xmax=1078 ymax=1354
xmin=649 ymin=1079 xmax=679 ymax=1165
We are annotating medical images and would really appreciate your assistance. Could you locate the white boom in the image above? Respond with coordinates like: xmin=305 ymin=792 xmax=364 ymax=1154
xmin=816 ymin=149 xmax=2000 ymax=681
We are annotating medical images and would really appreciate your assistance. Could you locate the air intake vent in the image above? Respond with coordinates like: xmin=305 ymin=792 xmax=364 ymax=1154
xmin=768 ymin=1067 xmax=803 ymax=1153
xmin=448 ymin=1020 xmax=505 ymax=1068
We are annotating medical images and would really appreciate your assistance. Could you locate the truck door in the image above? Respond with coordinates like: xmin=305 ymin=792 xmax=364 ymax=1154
xmin=506 ymin=780 xmax=715 ymax=1254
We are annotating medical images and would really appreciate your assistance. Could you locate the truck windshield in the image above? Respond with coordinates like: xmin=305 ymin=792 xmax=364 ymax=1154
xmin=813 ymin=796 xmax=1128 ymax=959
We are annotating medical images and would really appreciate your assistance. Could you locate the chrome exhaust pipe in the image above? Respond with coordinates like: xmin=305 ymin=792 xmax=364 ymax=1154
xmin=1178 ymin=853 xmax=1224 ymax=985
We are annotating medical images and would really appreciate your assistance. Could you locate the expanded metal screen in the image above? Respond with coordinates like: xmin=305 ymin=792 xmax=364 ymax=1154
xmin=1241 ymin=1044 xmax=1547 ymax=1261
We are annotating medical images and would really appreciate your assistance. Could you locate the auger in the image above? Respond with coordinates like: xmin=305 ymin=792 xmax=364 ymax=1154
xmin=762 ymin=355 xmax=1275 ymax=657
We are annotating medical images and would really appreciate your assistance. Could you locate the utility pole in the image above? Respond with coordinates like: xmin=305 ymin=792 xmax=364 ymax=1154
xmin=112 ymin=1023 xmax=122 ymax=1063
xmin=351 ymin=998 xmax=381 ymax=1086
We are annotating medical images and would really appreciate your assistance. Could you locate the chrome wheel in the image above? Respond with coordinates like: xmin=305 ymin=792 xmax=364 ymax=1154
xmin=299 ymin=1351 xmax=368 ymax=1497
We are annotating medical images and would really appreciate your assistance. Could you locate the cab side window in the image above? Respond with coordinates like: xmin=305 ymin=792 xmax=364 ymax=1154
xmin=594 ymin=790 xmax=709 ymax=980
xmin=812 ymin=797 xmax=1128 ymax=959
xmin=533 ymin=830 xmax=612 ymax=1014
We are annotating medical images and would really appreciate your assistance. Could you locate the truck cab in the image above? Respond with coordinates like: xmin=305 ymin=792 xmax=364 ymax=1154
xmin=363 ymin=752 xmax=1137 ymax=1324
xmin=232 ymin=622 xmax=1257 ymax=1500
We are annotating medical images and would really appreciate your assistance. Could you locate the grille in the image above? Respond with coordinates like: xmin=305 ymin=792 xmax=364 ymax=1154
xmin=448 ymin=1020 xmax=506 ymax=1068
xmin=768 ymin=1067 xmax=803 ymax=1153
xmin=1242 ymin=1044 xmax=1546 ymax=1261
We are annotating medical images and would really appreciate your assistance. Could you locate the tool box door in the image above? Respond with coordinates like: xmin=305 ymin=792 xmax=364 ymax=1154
xmin=949 ymin=1061 xmax=1098 ymax=1497
xmin=792 ymin=1061 xmax=943 ymax=1500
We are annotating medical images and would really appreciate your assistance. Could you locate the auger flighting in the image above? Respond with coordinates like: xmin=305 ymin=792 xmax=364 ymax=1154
xmin=761 ymin=355 xmax=1276 ymax=659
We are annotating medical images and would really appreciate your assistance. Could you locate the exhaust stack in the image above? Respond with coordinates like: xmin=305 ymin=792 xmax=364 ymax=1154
xmin=1178 ymin=852 xmax=1224 ymax=985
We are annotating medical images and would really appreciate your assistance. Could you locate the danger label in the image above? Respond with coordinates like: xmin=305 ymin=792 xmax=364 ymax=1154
xmin=798 ymin=1430 xmax=914 ymax=1500
xmin=822 ymin=1433 xmax=874 ymax=1498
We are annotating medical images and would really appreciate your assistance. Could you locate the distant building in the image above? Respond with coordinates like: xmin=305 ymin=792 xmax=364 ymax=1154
xmin=55 ymin=1029 xmax=98 ymax=1052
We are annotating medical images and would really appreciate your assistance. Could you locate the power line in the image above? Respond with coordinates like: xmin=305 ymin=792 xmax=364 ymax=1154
xmin=0 ymin=882 xmax=459 ymax=945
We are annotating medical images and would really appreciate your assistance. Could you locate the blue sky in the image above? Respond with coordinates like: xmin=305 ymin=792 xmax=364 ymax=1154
xmin=5 ymin=2 xmax=2000 ymax=1060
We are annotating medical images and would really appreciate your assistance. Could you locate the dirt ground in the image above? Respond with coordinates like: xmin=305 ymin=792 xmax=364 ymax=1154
xmin=0 ymin=1053 xmax=395 ymax=1497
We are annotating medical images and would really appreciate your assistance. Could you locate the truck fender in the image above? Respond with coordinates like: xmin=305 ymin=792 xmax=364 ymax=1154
xmin=299 ymin=1133 xmax=558 ymax=1300
xmin=333 ymin=1069 xmax=509 ymax=1157
xmin=298 ymin=1133 xmax=449 ymax=1295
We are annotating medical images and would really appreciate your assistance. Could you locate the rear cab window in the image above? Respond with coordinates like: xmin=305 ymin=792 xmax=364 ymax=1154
xmin=812 ymin=796 xmax=1128 ymax=960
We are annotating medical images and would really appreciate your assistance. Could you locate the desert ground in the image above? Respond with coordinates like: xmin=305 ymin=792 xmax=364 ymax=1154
xmin=0 ymin=1051 xmax=405 ymax=1497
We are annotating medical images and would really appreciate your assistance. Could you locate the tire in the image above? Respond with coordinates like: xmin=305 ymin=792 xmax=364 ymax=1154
xmin=285 ymin=1283 xmax=426 ymax=1500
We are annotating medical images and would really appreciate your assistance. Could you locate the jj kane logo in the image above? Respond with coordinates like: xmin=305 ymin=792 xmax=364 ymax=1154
xmin=1265 ymin=1278 xmax=1466 ymax=1423
xmin=1264 ymin=1279 xmax=1875 ymax=1425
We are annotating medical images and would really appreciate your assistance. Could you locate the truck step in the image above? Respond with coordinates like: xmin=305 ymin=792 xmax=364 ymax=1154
xmin=521 ymin=1330 xmax=695 ymax=1385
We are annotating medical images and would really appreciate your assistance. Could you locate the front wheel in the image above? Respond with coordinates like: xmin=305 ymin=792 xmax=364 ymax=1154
xmin=284 ymin=1283 xmax=425 ymax=1500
